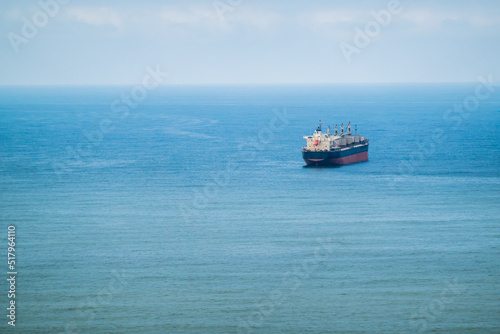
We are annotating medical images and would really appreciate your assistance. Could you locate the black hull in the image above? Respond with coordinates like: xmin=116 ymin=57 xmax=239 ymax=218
xmin=303 ymin=144 xmax=369 ymax=166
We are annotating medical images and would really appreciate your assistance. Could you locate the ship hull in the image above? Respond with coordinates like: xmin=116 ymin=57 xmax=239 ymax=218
xmin=303 ymin=144 xmax=369 ymax=166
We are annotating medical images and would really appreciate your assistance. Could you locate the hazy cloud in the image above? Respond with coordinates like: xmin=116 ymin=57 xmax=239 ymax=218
xmin=66 ymin=6 xmax=124 ymax=28
xmin=1 ymin=0 xmax=499 ymax=84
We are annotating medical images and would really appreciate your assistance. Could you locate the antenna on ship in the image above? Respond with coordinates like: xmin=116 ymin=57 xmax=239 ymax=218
xmin=334 ymin=124 xmax=338 ymax=136
xmin=341 ymin=123 xmax=344 ymax=135
xmin=355 ymin=124 xmax=358 ymax=135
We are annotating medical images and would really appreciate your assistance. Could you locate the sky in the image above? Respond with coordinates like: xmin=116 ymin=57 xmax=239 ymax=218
xmin=1 ymin=0 xmax=499 ymax=85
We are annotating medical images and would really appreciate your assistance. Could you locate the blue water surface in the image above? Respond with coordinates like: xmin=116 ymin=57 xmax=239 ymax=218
xmin=0 ymin=84 xmax=499 ymax=333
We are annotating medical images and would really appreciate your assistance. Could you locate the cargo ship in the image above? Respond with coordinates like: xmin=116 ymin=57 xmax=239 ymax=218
xmin=302 ymin=121 xmax=369 ymax=166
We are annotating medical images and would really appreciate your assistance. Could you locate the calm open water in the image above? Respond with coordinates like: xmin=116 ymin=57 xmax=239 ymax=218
xmin=0 ymin=84 xmax=499 ymax=333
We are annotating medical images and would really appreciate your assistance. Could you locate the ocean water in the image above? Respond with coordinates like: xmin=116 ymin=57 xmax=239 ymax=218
xmin=0 ymin=84 xmax=499 ymax=333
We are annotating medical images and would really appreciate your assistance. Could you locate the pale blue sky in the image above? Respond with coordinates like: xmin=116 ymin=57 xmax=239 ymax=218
xmin=1 ymin=0 xmax=499 ymax=85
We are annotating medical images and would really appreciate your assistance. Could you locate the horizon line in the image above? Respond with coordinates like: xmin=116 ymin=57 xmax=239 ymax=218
xmin=0 ymin=81 xmax=495 ymax=87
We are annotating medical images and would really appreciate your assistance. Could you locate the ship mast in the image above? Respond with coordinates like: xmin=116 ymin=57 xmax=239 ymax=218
xmin=316 ymin=120 xmax=322 ymax=132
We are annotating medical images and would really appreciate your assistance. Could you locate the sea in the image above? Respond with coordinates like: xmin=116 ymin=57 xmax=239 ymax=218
xmin=0 ymin=84 xmax=499 ymax=333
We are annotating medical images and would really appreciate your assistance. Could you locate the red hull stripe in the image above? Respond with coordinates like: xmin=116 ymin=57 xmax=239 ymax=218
xmin=304 ymin=151 xmax=368 ymax=166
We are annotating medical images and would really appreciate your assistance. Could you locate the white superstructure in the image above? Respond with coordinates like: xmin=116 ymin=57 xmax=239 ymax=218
xmin=302 ymin=121 xmax=365 ymax=152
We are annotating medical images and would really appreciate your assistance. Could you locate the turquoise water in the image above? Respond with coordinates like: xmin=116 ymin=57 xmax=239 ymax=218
xmin=0 ymin=84 xmax=499 ymax=333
